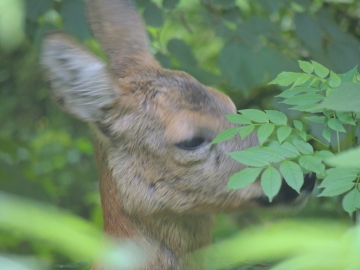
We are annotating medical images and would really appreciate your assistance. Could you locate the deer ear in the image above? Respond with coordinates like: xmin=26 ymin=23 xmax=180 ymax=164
xmin=41 ymin=32 xmax=118 ymax=121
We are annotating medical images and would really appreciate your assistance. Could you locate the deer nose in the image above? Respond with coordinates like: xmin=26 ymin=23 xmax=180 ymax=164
xmin=254 ymin=173 xmax=316 ymax=207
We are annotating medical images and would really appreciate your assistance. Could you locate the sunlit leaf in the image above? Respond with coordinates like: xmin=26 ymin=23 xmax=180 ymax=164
xmin=228 ymin=151 xmax=269 ymax=167
xmin=276 ymin=126 xmax=292 ymax=144
xmin=257 ymin=123 xmax=275 ymax=145
xmin=265 ymin=110 xmax=287 ymax=125
xmin=261 ymin=166 xmax=282 ymax=202
xmin=311 ymin=61 xmax=329 ymax=78
xmin=299 ymin=155 xmax=325 ymax=175
xmin=279 ymin=161 xmax=303 ymax=193
xmin=212 ymin=127 xmax=241 ymax=144
xmin=239 ymin=109 xmax=269 ymax=123
xmin=228 ymin=168 xmax=263 ymax=190
xmin=291 ymin=138 xmax=313 ymax=154
xmin=239 ymin=125 xmax=255 ymax=139
xmin=328 ymin=71 xmax=341 ymax=88
xmin=267 ymin=141 xmax=300 ymax=158
xmin=226 ymin=114 xmax=251 ymax=124
xmin=298 ymin=60 xmax=313 ymax=74
xmin=342 ymin=188 xmax=360 ymax=215
xmin=268 ymin=72 xmax=302 ymax=86
xmin=293 ymin=120 xmax=303 ymax=131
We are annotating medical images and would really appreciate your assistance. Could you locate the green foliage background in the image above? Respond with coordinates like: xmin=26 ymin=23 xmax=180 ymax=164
xmin=1 ymin=0 xmax=360 ymax=269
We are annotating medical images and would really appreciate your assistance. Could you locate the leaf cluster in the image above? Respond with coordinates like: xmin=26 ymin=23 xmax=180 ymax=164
xmin=214 ymin=61 xmax=360 ymax=214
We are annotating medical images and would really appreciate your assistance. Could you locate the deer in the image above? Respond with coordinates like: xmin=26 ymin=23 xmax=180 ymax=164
xmin=40 ymin=0 xmax=315 ymax=269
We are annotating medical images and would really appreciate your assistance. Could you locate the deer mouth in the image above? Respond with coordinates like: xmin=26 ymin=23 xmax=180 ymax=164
xmin=253 ymin=173 xmax=316 ymax=208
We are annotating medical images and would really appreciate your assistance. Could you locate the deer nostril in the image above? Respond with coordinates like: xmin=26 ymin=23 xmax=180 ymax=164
xmin=301 ymin=173 xmax=316 ymax=193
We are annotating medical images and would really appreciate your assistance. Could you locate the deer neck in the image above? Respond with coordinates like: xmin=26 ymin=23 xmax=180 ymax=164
xmin=94 ymin=139 xmax=213 ymax=269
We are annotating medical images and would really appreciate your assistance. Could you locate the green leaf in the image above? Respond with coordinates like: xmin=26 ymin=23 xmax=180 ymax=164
xmin=318 ymin=82 xmax=360 ymax=113
xmin=277 ymin=126 xmax=292 ymax=143
xmin=143 ymin=2 xmax=164 ymax=27
xmin=315 ymin=150 xmax=335 ymax=160
xmin=218 ymin=41 xmax=262 ymax=91
xmin=257 ymin=123 xmax=275 ymax=145
xmin=209 ymin=0 xmax=236 ymax=8
xmin=322 ymin=127 xmax=331 ymax=143
xmin=325 ymin=147 xmax=360 ymax=168
xmin=328 ymin=118 xmax=346 ymax=133
xmin=311 ymin=61 xmax=329 ymax=78
xmin=280 ymin=161 xmax=304 ymax=193
xmin=61 ymin=0 xmax=91 ymax=41
xmin=268 ymin=72 xmax=302 ymax=86
xmin=339 ymin=66 xmax=357 ymax=83
xmin=282 ymin=94 xmax=324 ymax=106
xmin=293 ymin=120 xmax=303 ymax=131
xmin=328 ymin=71 xmax=341 ymax=88
xmin=342 ymin=188 xmax=360 ymax=215
xmin=261 ymin=166 xmax=282 ymax=202
xmin=239 ymin=109 xmax=269 ymax=123
xmin=239 ymin=125 xmax=255 ymax=139
xmin=292 ymin=74 xmax=313 ymax=88
xmin=246 ymin=147 xmax=284 ymax=163
xmin=212 ymin=127 xmax=241 ymax=144
xmin=26 ymin=0 xmax=54 ymax=21
xmin=292 ymin=138 xmax=313 ymax=154
xmin=305 ymin=116 xmax=326 ymax=124
xmin=295 ymin=130 xmax=307 ymax=141
xmin=226 ymin=114 xmax=251 ymax=125
xmin=228 ymin=151 xmax=269 ymax=167
xmin=299 ymin=155 xmax=325 ymax=175
xmin=267 ymin=141 xmax=300 ymax=158
xmin=298 ymin=60 xmax=313 ymax=73
xmin=167 ymin=39 xmax=197 ymax=67
xmin=318 ymin=182 xmax=355 ymax=197
xmin=163 ymin=0 xmax=179 ymax=9
xmin=265 ymin=110 xmax=287 ymax=125
xmin=319 ymin=168 xmax=359 ymax=188
xmin=277 ymin=87 xmax=318 ymax=98
xmin=336 ymin=112 xmax=356 ymax=125
xmin=228 ymin=168 xmax=263 ymax=190
xmin=289 ymin=104 xmax=322 ymax=113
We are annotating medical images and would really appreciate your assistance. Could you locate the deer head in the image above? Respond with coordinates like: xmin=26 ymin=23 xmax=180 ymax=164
xmin=41 ymin=0 xmax=315 ymax=269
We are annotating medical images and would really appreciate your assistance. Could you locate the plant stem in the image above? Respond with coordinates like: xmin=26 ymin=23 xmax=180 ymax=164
xmin=336 ymin=131 xmax=340 ymax=153
xmin=307 ymin=135 xmax=329 ymax=148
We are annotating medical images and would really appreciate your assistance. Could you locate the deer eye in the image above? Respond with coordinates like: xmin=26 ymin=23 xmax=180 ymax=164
xmin=176 ymin=137 xmax=207 ymax=150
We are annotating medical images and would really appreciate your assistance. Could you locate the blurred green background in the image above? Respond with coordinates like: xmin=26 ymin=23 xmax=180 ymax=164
xmin=1 ymin=0 xmax=360 ymax=269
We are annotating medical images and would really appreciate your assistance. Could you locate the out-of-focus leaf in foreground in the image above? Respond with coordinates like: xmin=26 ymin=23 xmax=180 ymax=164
xmin=318 ymin=83 xmax=360 ymax=113
xmin=0 ymin=0 xmax=25 ymax=52
xmin=0 ymin=192 xmax=146 ymax=269
xmin=192 ymin=220 xmax=358 ymax=270
xmin=325 ymin=147 xmax=360 ymax=168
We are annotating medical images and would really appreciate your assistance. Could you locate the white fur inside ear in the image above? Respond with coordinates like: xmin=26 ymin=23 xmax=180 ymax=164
xmin=41 ymin=33 xmax=118 ymax=121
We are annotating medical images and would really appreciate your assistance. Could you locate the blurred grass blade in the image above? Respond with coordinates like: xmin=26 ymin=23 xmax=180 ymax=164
xmin=0 ymin=192 xmax=102 ymax=260
xmin=0 ymin=192 xmax=147 ymax=269
xmin=192 ymin=221 xmax=350 ymax=270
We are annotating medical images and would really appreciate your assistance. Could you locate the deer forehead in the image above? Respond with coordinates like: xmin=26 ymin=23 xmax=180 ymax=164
xmin=117 ymin=70 xmax=236 ymax=143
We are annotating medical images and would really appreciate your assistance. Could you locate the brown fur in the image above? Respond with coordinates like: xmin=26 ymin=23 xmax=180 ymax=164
xmin=40 ymin=1 xmax=311 ymax=269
